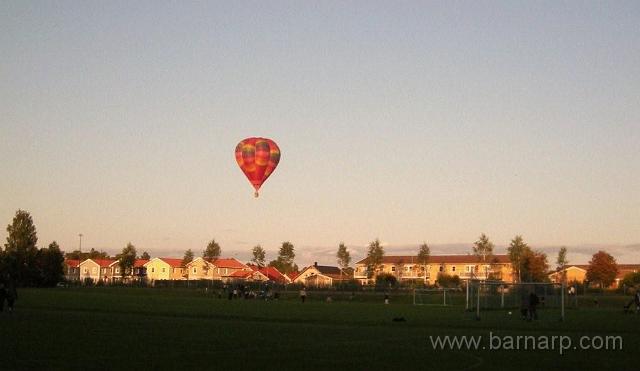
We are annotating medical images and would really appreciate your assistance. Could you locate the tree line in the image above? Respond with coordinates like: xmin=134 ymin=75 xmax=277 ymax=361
xmin=0 ymin=210 xmax=629 ymax=288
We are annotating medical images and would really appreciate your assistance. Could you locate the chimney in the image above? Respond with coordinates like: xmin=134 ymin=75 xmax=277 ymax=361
xmin=314 ymin=262 xmax=318 ymax=267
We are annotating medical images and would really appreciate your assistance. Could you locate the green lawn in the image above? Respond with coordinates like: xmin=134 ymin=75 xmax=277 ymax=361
xmin=1 ymin=288 xmax=638 ymax=370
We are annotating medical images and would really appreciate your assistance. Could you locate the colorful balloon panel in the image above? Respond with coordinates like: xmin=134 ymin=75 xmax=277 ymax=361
xmin=235 ymin=137 xmax=280 ymax=197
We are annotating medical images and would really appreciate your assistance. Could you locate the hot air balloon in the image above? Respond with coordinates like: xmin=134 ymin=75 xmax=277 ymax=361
xmin=235 ymin=137 xmax=280 ymax=197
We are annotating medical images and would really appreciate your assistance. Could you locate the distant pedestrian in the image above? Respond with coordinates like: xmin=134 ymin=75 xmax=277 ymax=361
xmin=300 ymin=288 xmax=307 ymax=303
xmin=384 ymin=293 xmax=389 ymax=305
xmin=528 ymin=291 xmax=539 ymax=321
xmin=6 ymin=281 xmax=17 ymax=313
xmin=0 ymin=282 xmax=6 ymax=312
xmin=520 ymin=292 xmax=529 ymax=319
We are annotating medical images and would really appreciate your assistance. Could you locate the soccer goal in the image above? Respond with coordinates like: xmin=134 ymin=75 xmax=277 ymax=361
xmin=413 ymin=288 xmax=459 ymax=306
xmin=465 ymin=280 xmax=567 ymax=320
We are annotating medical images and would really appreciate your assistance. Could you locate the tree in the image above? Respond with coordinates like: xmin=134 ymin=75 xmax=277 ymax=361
xmin=556 ymin=247 xmax=569 ymax=282
xmin=336 ymin=242 xmax=351 ymax=270
xmin=181 ymin=249 xmax=194 ymax=268
xmin=436 ymin=273 xmax=461 ymax=288
xmin=37 ymin=241 xmax=65 ymax=286
xmin=268 ymin=242 xmax=296 ymax=274
xmin=473 ymin=233 xmax=494 ymax=263
xmin=4 ymin=209 xmax=39 ymax=285
xmin=203 ymin=239 xmax=221 ymax=261
xmin=586 ymin=251 xmax=619 ymax=288
xmin=507 ymin=235 xmax=528 ymax=282
xmin=0 ymin=249 xmax=5 ymax=278
xmin=87 ymin=248 xmax=109 ymax=259
xmin=141 ymin=251 xmax=151 ymax=260
xmin=251 ymin=245 xmax=266 ymax=267
xmin=375 ymin=273 xmax=397 ymax=288
xmin=621 ymin=272 xmax=640 ymax=289
xmin=417 ymin=242 xmax=430 ymax=283
xmin=520 ymin=248 xmax=549 ymax=282
xmin=366 ymin=239 xmax=384 ymax=280
xmin=117 ymin=243 xmax=137 ymax=281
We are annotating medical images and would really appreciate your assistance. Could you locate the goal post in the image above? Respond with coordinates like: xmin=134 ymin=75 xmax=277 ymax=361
xmin=466 ymin=280 xmax=568 ymax=320
xmin=413 ymin=288 xmax=460 ymax=306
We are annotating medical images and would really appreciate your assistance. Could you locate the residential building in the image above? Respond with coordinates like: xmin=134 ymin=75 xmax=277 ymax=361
xmin=549 ymin=264 xmax=640 ymax=288
xmin=210 ymin=258 xmax=251 ymax=282
xmin=185 ymin=258 xmax=218 ymax=280
xmin=353 ymin=254 xmax=514 ymax=284
xmin=64 ymin=259 xmax=80 ymax=282
xmin=184 ymin=257 xmax=251 ymax=282
xmin=247 ymin=265 xmax=291 ymax=284
xmin=79 ymin=259 xmax=116 ymax=283
xmin=109 ymin=259 xmax=149 ymax=283
xmin=228 ymin=269 xmax=269 ymax=282
xmin=294 ymin=263 xmax=352 ymax=287
xmin=144 ymin=258 xmax=186 ymax=281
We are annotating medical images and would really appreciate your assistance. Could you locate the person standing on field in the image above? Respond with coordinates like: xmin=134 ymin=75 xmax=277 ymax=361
xmin=6 ymin=280 xmax=17 ymax=312
xmin=528 ymin=291 xmax=539 ymax=321
xmin=0 ymin=282 xmax=6 ymax=312
xmin=300 ymin=287 xmax=307 ymax=303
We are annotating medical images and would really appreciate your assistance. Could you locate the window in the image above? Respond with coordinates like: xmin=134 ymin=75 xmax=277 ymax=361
xmin=92 ymin=267 xmax=97 ymax=274
xmin=391 ymin=266 xmax=396 ymax=272
xmin=193 ymin=268 xmax=197 ymax=274
xmin=451 ymin=266 xmax=456 ymax=272
xmin=116 ymin=268 xmax=120 ymax=273
xmin=224 ymin=268 xmax=228 ymax=275
xmin=84 ymin=268 xmax=89 ymax=274
xmin=439 ymin=266 xmax=443 ymax=272
xmin=162 ymin=268 xmax=166 ymax=273
xmin=151 ymin=267 xmax=155 ymax=273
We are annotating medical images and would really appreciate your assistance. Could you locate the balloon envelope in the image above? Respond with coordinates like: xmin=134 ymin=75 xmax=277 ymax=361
xmin=235 ymin=137 xmax=280 ymax=197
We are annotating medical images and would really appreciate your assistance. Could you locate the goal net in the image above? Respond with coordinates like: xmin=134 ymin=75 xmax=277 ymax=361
xmin=466 ymin=280 xmax=567 ymax=320
xmin=413 ymin=288 xmax=463 ymax=306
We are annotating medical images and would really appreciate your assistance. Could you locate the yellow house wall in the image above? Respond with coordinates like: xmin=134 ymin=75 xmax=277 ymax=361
xmin=145 ymin=259 xmax=172 ymax=281
xmin=355 ymin=261 xmax=515 ymax=283
xmin=79 ymin=260 xmax=101 ymax=282
xmin=294 ymin=267 xmax=323 ymax=284
xmin=186 ymin=259 xmax=221 ymax=280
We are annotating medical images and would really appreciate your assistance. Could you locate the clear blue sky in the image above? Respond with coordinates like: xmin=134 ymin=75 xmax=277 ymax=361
xmin=1 ymin=1 xmax=638 ymax=263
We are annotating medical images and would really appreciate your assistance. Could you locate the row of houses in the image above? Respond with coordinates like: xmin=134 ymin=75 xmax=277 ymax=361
xmin=64 ymin=257 xmax=353 ymax=287
xmin=548 ymin=264 xmax=640 ymax=288
xmin=64 ymin=254 xmax=640 ymax=288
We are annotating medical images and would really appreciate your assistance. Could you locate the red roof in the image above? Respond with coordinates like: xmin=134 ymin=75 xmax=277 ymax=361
xmin=286 ymin=271 xmax=300 ymax=281
xmin=260 ymin=266 xmax=289 ymax=282
xmin=158 ymin=258 xmax=185 ymax=268
xmin=90 ymin=259 xmax=116 ymax=267
xmin=65 ymin=259 xmax=80 ymax=268
xmin=355 ymin=254 xmax=511 ymax=265
xmin=229 ymin=270 xmax=253 ymax=278
xmin=213 ymin=258 xmax=248 ymax=269
xmin=247 ymin=264 xmax=291 ymax=283
xmin=134 ymin=259 xmax=149 ymax=267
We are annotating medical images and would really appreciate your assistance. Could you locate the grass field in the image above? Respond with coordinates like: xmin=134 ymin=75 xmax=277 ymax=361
xmin=1 ymin=288 xmax=638 ymax=370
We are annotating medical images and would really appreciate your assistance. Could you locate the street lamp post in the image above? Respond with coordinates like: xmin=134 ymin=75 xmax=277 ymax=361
xmin=78 ymin=234 xmax=83 ymax=284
